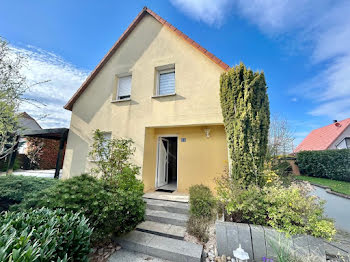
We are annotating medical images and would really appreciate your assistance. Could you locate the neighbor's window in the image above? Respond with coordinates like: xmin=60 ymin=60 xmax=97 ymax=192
xmin=336 ymin=137 xmax=350 ymax=149
xmin=117 ymin=75 xmax=132 ymax=100
xmin=157 ymin=68 xmax=175 ymax=96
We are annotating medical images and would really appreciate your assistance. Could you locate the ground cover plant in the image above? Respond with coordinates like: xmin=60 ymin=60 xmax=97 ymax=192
xmin=0 ymin=175 xmax=58 ymax=212
xmin=0 ymin=207 xmax=92 ymax=262
xmin=295 ymin=176 xmax=350 ymax=196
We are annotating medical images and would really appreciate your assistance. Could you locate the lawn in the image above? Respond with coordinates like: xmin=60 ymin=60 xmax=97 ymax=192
xmin=295 ymin=176 xmax=350 ymax=196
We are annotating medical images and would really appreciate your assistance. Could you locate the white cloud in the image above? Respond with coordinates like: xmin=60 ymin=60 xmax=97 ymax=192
xmin=169 ymin=0 xmax=232 ymax=27
xmin=10 ymin=45 xmax=89 ymax=128
xmin=170 ymin=0 xmax=350 ymax=119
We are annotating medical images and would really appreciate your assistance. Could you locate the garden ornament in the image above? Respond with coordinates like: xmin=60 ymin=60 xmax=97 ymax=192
xmin=232 ymin=244 xmax=249 ymax=262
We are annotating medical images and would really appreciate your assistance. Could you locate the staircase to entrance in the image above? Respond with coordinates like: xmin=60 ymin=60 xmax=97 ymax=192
xmin=114 ymin=193 xmax=203 ymax=262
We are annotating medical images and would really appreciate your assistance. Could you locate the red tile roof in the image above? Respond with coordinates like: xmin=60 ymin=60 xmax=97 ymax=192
xmin=295 ymin=118 xmax=350 ymax=152
xmin=64 ymin=7 xmax=230 ymax=111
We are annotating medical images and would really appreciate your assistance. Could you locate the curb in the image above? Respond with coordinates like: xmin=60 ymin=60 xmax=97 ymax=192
xmin=309 ymin=182 xmax=350 ymax=200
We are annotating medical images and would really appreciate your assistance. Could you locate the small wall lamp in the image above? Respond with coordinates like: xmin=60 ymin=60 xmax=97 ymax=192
xmin=204 ymin=128 xmax=211 ymax=138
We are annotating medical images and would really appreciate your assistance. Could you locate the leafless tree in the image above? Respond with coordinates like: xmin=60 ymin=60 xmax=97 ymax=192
xmin=268 ymin=114 xmax=295 ymax=158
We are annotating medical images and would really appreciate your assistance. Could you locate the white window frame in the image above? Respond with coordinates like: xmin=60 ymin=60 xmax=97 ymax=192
xmin=116 ymin=74 xmax=132 ymax=101
xmin=156 ymin=68 xmax=175 ymax=96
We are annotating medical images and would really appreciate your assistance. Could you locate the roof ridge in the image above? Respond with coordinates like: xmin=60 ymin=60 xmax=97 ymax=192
xmin=64 ymin=7 xmax=229 ymax=111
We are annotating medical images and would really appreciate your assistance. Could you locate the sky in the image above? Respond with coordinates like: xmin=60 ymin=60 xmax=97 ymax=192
xmin=1 ymin=0 xmax=350 ymax=146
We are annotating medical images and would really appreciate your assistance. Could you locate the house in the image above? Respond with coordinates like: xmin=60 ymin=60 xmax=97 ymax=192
xmin=295 ymin=118 xmax=350 ymax=152
xmin=18 ymin=112 xmax=42 ymax=155
xmin=62 ymin=7 xmax=230 ymax=193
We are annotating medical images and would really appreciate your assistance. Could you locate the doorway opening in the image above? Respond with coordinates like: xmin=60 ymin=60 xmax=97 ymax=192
xmin=156 ymin=136 xmax=177 ymax=192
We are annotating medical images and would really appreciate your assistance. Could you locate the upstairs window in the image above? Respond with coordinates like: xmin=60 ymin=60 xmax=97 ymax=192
xmin=117 ymin=75 xmax=132 ymax=100
xmin=157 ymin=68 xmax=175 ymax=96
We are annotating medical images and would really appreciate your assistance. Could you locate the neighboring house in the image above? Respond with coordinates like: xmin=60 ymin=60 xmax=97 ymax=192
xmin=17 ymin=112 xmax=64 ymax=170
xmin=18 ymin=112 xmax=42 ymax=154
xmin=295 ymin=118 xmax=350 ymax=152
xmin=62 ymin=7 xmax=230 ymax=193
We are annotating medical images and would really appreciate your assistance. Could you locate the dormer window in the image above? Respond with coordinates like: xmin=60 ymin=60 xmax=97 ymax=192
xmin=157 ymin=68 xmax=175 ymax=96
xmin=117 ymin=75 xmax=132 ymax=100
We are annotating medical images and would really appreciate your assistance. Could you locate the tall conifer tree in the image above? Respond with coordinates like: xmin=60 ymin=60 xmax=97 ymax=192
xmin=220 ymin=63 xmax=270 ymax=185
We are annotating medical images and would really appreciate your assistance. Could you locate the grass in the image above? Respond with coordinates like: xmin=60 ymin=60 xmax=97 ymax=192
xmin=295 ymin=176 xmax=350 ymax=196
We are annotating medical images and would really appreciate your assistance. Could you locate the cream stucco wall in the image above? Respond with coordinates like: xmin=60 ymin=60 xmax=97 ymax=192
xmin=143 ymin=126 xmax=228 ymax=193
xmin=62 ymin=14 xmax=227 ymax=190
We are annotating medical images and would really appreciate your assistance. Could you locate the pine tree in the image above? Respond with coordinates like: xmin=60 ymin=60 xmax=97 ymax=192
xmin=220 ymin=62 xmax=270 ymax=185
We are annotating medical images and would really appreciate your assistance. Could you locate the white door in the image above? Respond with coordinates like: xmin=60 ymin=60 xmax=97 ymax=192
xmin=157 ymin=138 xmax=169 ymax=187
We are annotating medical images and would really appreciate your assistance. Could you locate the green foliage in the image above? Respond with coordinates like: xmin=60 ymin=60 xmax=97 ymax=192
xmin=89 ymin=129 xmax=139 ymax=181
xmin=187 ymin=185 xmax=216 ymax=243
xmin=0 ymin=175 xmax=58 ymax=212
xmin=189 ymin=185 xmax=216 ymax=219
xmin=297 ymin=149 xmax=350 ymax=182
xmin=16 ymin=173 xmax=145 ymax=243
xmin=216 ymin=174 xmax=336 ymax=240
xmin=220 ymin=62 xmax=270 ymax=185
xmin=0 ymin=207 xmax=92 ymax=262
xmin=0 ymin=38 xmax=26 ymax=159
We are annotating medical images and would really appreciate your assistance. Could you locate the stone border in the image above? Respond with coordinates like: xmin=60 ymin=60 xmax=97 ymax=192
xmin=216 ymin=221 xmax=326 ymax=262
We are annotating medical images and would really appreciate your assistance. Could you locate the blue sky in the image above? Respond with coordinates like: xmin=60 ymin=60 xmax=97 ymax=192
xmin=1 ymin=0 xmax=350 ymax=146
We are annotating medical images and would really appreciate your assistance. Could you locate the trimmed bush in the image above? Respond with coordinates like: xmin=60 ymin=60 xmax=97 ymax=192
xmin=297 ymin=149 xmax=350 ymax=182
xmin=216 ymin=174 xmax=336 ymax=240
xmin=16 ymin=173 xmax=145 ymax=243
xmin=0 ymin=207 xmax=92 ymax=262
xmin=187 ymin=185 xmax=216 ymax=243
xmin=220 ymin=62 xmax=270 ymax=185
xmin=0 ymin=175 xmax=58 ymax=212
xmin=189 ymin=185 xmax=216 ymax=219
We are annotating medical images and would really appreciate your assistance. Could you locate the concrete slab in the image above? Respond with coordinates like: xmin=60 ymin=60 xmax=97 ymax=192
xmin=108 ymin=249 xmax=173 ymax=262
xmin=225 ymin=222 xmax=238 ymax=256
xmin=147 ymin=234 xmax=203 ymax=262
xmin=143 ymin=192 xmax=189 ymax=203
xmin=136 ymin=221 xmax=185 ymax=240
xmin=236 ymin=222 xmax=253 ymax=259
xmin=115 ymin=230 xmax=154 ymax=254
xmin=250 ymin=224 xmax=267 ymax=261
xmin=145 ymin=209 xmax=188 ymax=227
xmin=216 ymin=221 xmax=228 ymax=256
xmin=145 ymin=198 xmax=189 ymax=215
xmin=308 ymin=236 xmax=326 ymax=262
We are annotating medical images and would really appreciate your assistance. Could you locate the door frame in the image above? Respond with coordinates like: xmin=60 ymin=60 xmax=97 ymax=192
xmin=155 ymin=134 xmax=178 ymax=190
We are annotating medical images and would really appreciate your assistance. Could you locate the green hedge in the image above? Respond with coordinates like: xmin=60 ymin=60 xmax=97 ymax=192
xmin=15 ymin=173 xmax=145 ymax=243
xmin=296 ymin=149 xmax=350 ymax=182
xmin=0 ymin=208 xmax=92 ymax=262
xmin=0 ymin=175 xmax=58 ymax=212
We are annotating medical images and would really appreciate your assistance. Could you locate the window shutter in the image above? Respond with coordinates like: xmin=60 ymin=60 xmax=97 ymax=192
xmin=118 ymin=75 xmax=131 ymax=98
xmin=159 ymin=71 xmax=175 ymax=95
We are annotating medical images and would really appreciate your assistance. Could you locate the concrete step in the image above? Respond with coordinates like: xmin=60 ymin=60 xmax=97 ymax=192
xmin=115 ymin=230 xmax=202 ymax=262
xmin=136 ymin=221 xmax=186 ymax=240
xmin=146 ymin=209 xmax=188 ymax=227
xmin=144 ymin=198 xmax=189 ymax=215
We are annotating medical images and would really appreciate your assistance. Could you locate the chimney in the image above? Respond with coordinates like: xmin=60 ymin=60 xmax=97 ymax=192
xmin=333 ymin=120 xmax=338 ymax=123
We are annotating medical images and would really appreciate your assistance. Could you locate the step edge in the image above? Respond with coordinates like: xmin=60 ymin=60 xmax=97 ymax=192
xmin=135 ymin=227 xmax=184 ymax=240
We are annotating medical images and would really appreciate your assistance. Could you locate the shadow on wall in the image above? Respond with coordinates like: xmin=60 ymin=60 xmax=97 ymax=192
xmin=67 ymin=130 xmax=89 ymax=177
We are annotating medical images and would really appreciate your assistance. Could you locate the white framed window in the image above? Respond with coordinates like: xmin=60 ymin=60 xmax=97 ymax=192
xmin=157 ymin=68 xmax=175 ymax=96
xmin=336 ymin=137 xmax=350 ymax=149
xmin=117 ymin=75 xmax=132 ymax=100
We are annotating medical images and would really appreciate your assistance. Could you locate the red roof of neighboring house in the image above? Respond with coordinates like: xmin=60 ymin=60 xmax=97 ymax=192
xmin=295 ymin=118 xmax=350 ymax=152
xmin=64 ymin=7 xmax=230 ymax=111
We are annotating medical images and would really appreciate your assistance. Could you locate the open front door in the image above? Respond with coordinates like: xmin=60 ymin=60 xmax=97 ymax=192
xmin=157 ymin=138 xmax=169 ymax=188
